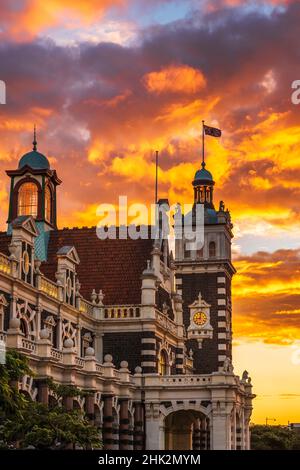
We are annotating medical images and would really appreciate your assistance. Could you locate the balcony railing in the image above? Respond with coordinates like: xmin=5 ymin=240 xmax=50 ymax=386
xmin=160 ymin=375 xmax=211 ymax=385
xmin=50 ymin=348 xmax=63 ymax=361
xmin=95 ymin=363 xmax=103 ymax=374
xmin=79 ymin=298 xmax=94 ymax=316
xmin=0 ymin=253 xmax=10 ymax=275
xmin=155 ymin=309 xmax=177 ymax=335
xmin=104 ymin=305 xmax=140 ymax=319
xmin=75 ymin=356 xmax=85 ymax=368
xmin=39 ymin=277 xmax=59 ymax=300
xmin=21 ymin=338 xmax=36 ymax=353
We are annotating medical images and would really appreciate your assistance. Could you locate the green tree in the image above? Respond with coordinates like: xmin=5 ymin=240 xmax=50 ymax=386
xmin=0 ymin=349 xmax=101 ymax=450
xmin=251 ymin=424 xmax=300 ymax=450
xmin=0 ymin=349 xmax=32 ymax=416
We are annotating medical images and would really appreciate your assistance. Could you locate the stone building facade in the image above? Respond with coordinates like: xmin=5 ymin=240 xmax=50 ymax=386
xmin=0 ymin=138 xmax=254 ymax=450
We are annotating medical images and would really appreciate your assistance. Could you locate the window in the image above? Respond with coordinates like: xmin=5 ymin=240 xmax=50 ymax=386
xmin=209 ymin=241 xmax=216 ymax=258
xmin=18 ymin=182 xmax=38 ymax=218
xmin=45 ymin=185 xmax=51 ymax=222
xmin=158 ymin=350 xmax=168 ymax=375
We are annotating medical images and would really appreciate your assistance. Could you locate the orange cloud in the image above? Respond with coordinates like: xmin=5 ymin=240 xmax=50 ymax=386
xmin=2 ymin=0 xmax=125 ymax=39
xmin=143 ymin=65 xmax=206 ymax=95
xmin=233 ymin=248 xmax=300 ymax=345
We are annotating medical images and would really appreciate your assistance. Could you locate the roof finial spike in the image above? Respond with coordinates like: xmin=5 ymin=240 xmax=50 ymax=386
xmin=202 ymin=120 xmax=205 ymax=169
xmin=33 ymin=124 xmax=37 ymax=151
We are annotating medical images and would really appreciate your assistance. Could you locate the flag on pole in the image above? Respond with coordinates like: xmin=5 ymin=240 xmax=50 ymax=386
xmin=204 ymin=124 xmax=221 ymax=138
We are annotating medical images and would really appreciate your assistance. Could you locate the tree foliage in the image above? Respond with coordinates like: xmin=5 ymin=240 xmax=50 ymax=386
xmin=0 ymin=349 xmax=101 ymax=449
xmin=251 ymin=424 xmax=300 ymax=450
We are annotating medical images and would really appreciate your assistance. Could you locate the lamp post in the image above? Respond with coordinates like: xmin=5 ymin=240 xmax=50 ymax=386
xmin=265 ymin=417 xmax=276 ymax=425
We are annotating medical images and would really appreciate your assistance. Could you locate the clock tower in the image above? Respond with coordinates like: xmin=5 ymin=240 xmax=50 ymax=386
xmin=175 ymin=161 xmax=235 ymax=374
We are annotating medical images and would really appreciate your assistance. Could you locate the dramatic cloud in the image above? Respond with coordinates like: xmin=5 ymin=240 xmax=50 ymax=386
xmin=143 ymin=65 xmax=206 ymax=95
xmin=0 ymin=0 xmax=125 ymax=40
xmin=233 ymin=248 xmax=300 ymax=344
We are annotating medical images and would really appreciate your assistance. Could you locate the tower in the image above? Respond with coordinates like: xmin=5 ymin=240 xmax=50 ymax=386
xmin=6 ymin=128 xmax=61 ymax=261
xmin=175 ymin=161 xmax=235 ymax=374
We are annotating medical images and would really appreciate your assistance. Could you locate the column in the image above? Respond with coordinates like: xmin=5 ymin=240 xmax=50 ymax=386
xmin=192 ymin=419 xmax=201 ymax=450
xmin=56 ymin=314 xmax=62 ymax=350
xmin=36 ymin=306 xmax=41 ymax=340
xmin=94 ymin=332 xmax=103 ymax=363
xmin=134 ymin=402 xmax=144 ymax=450
xmin=119 ymin=399 xmax=130 ymax=450
xmin=241 ymin=409 xmax=245 ymax=450
xmin=145 ymin=403 xmax=163 ymax=450
xmin=211 ymin=413 xmax=231 ymax=450
xmin=102 ymin=395 xmax=114 ymax=450
xmin=85 ymin=394 xmax=95 ymax=422
xmin=200 ymin=418 xmax=207 ymax=450
xmin=76 ymin=324 xmax=82 ymax=356
xmin=63 ymin=396 xmax=73 ymax=411
xmin=231 ymin=411 xmax=236 ymax=450
xmin=206 ymin=417 xmax=211 ymax=450
xmin=37 ymin=380 xmax=49 ymax=405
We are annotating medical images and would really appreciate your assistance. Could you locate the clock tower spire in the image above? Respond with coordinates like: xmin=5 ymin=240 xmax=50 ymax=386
xmin=175 ymin=160 xmax=235 ymax=374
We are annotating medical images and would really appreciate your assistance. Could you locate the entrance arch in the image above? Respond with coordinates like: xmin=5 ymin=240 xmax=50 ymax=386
xmin=161 ymin=403 xmax=211 ymax=450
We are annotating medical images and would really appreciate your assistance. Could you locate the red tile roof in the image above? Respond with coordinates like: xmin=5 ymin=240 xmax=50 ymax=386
xmin=41 ymin=227 xmax=154 ymax=305
xmin=0 ymin=233 xmax=11 ymax=256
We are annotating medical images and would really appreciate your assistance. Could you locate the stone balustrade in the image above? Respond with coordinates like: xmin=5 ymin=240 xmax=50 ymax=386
xmin=39 ymin=276 xmax=59 ymax=299
xmin=50 ymin=348 xmax=63 ymax=361
xmin=0 ymin=253 xmax=10 ymax=275
xmin=155 ymin=309 xmax=177 ymax=335
xmin=104 ymin=305 xmax=140 ymax=319
xmin=21 ymin=337 xmax=36 ymax=353
xmin=160 ymin=374 xmax=212 ymax=385
xmin=79 ymin=298 xmax=94 ymax=316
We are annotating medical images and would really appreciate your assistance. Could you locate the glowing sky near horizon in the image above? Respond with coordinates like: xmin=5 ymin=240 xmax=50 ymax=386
xmin=0 ymin=0 xmax=300 ymax=424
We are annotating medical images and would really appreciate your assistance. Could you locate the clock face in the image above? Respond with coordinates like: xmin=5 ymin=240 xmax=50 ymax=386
xmin=193 ymin=311 xmax=207 ymax=326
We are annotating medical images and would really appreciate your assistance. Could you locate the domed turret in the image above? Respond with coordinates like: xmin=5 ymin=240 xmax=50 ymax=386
xmin=18 ymin=150 xmax=50 ymax=170
xmin=18 ymin=126 xmax=50 ymax=170
xmin=192 ymin=162 xmax=215 ymax=208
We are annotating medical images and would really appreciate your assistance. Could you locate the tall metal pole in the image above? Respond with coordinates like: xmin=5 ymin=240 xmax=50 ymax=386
xmin=202 ymin=120 xmax=205 ymax=168
xmin=155 ymin=150 xmax=158 ymax=204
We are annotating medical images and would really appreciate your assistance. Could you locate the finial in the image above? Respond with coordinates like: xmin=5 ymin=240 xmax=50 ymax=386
xmin=33 ymin=124 xmax=37 ymax=151
xmin=202 ymin=120 xmax=206 ymax=169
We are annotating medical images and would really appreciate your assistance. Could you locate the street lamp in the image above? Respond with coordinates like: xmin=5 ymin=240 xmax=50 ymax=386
xmin=265 ymin=417 xmax=276 ymax=425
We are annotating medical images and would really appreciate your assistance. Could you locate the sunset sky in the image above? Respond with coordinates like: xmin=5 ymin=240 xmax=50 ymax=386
xmin=0 ymin=0 xmax=300 ymax=424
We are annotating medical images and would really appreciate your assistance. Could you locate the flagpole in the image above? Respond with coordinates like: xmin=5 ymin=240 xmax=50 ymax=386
xmin=155 ymin=150 xmax=158 ymax=204
xmin=202 ymin=120 xmax=205 ymax=168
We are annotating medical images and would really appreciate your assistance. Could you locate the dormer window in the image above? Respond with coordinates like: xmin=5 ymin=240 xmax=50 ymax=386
xmin=18 ymin=182 xmax=38 ymax=218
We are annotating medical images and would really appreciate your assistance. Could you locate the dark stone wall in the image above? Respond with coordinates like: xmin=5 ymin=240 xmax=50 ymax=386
xmin=103 ymin=331 xmax=142 ymax=373
xmin=179 ymin=271 xmax=231 ymax=374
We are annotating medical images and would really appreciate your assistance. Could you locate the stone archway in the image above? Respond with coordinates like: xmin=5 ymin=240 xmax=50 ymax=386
xmin=160 ymin=402 xmax=211 ymax=451
xmin=164 ymin=409 xmax=210 ymax=450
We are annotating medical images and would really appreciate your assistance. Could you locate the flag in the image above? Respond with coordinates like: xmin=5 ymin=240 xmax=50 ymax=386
xmin=204 ymin=124 xmax=221 ymax=137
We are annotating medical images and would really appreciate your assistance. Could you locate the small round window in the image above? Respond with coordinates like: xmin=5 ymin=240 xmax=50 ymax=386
xmin=22 ymin=251 xmax=30 ymax=275
xmin=66 ymin=276 xmax=72 ymax=298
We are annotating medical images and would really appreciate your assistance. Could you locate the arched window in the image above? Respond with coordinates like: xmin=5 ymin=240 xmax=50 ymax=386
xmin=209 ymin=241 xmax=216 ymax=258
xmin=45 ymin=185 xmax=51 ymax=223
xmin=158 ymin=350 xmax=168 ymax=376
xmin=18 ymin=182 xmax=38 ymax=218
